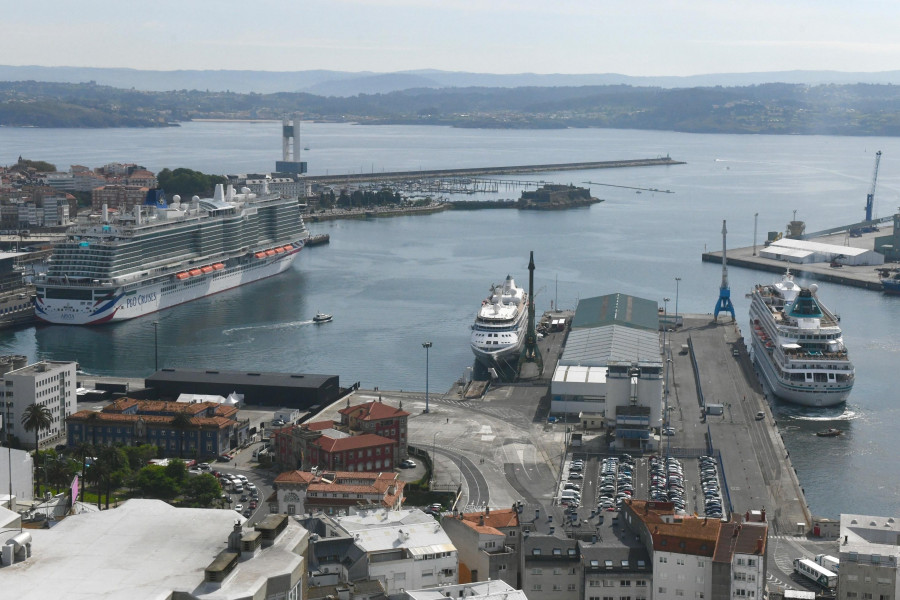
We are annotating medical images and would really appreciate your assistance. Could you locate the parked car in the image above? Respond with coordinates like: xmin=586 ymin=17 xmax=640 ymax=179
xmin=755 ymin=411 xmax=765 ymax=420
xmin=234 ymin=504 xmax=243 ymax=512
xmin=400 ymin=459 xmax=416 ymax=468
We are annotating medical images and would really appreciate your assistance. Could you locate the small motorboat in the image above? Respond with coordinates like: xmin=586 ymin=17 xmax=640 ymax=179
xmin=313 ymin=312 xmax=332 ymax=324
xmin=816 ymin=428 xmax=842 ymax=437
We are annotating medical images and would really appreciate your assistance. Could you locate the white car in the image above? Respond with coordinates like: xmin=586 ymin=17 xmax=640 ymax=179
xmin=234 ymin=504 xmax=243 ymax=512
xmin=401 ymin=459 xmax=416 ymax=468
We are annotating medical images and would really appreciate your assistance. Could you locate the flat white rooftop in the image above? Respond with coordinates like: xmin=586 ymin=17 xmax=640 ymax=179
xmin=2 ymin=499 xmax=304 ymax=600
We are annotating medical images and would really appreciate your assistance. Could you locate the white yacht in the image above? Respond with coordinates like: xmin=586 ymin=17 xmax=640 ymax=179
xmin=470 ymin=275 xmax=529 ymax=367
xmin=749 ymin=271 xmax=854 ymax=406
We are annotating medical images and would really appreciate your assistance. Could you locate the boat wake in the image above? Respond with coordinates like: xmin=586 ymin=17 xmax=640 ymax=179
xmin=787 ymin=409 xmax=858 ymax=422
xmin=223 ymin=320 xmax=316 ymax=335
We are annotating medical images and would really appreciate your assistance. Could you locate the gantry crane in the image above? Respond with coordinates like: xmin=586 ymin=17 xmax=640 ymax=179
xmin=865 ymin=151 xmax=882 ymax=223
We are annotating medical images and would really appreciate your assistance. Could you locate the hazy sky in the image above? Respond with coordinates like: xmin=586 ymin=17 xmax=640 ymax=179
xmin=6 ymin=0 xmax=900 ymax=75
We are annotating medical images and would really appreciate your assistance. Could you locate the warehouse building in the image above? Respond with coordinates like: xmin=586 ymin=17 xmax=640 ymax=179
xmin=145 ymin=368 xmax=341 ymax=409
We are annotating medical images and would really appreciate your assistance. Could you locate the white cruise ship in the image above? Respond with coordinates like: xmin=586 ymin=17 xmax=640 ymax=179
xmin=470 ymin=275 xmax=529 ymax=368
xmin=749 ymin=271 xmax=854 ymax=406
xmin=34 ymin=184 xmax=308 ymax=325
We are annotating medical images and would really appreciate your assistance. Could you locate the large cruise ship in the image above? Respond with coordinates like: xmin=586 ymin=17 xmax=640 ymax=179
xmin=749 ymin=271 xmax=854 ymax=406
xmin=34 ymin=184 xmax=308 ymax=325
xmin=470 ymin=275 xmax=529 ymax=368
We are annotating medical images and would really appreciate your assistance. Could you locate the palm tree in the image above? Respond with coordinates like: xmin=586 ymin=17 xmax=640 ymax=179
xmin=73 ymin=441 xmax=94 ymax=504
xmin=22 ymin=403 xmax=52 ymax=497
xmin=95 ymin=445 xmax=126 ymax=509
xmin=171 ymin=411 xmax=194 ymax=458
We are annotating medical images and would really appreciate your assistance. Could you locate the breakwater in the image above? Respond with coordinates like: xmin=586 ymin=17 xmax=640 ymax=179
xmin=305 ymin=156 xmax=683 ymax=185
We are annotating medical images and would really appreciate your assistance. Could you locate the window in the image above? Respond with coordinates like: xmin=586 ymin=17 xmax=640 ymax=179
xmin=567 ymin=584 xmax=576 ymax=591
xmin=552 ymin=585 xmax=561 ymax=591
xmin=659 ymin=556 xmax=667 ymax=563
xmin=621 ymin=581 xmax=631 ymax=587
xmin=676 ymin=558 xmax=685 ymax=565
xmin=658 ymin=588 xmax=666 ymax=594
xmin=532 ymin=585 xmax=541 ymax=591
xmin=531 ymin=569 xmax=542 ymax=575
xmin=603 ymin=581 xmax=614 ymax=587
xmin=498 ymin=565 xmax=507 ymax=572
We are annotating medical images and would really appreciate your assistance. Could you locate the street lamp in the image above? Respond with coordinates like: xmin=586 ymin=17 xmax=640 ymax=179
xmin=674 ymin=278 xmax=681 ymax=327
xmin=432 ymin=432 xmax=438 ymax=488
xmin=422 ymin=342 xmax=432 ymax=413
xmin=152 ymin=321 xmax=159 ymax=372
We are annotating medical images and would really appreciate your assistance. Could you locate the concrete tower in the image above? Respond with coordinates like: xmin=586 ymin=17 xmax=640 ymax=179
xmin=275 ymin=114 xmax=308 ymax=175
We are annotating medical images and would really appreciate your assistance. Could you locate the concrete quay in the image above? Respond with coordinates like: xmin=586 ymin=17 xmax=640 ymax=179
xmin=702 ymin=226 xmax=892 ymax=291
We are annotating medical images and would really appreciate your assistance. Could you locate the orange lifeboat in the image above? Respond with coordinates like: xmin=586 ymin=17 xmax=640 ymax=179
xmin=254 ymin=252 xmax=266 ymax=259
xmin=201 ymin=266 xmax=214 ymax=274
xmin=274 ymin=247 xmax=285 ymax=254
xmin=283 ymin=245 xmax=293 ymax=251
xmin=265 ymin=249 xmax=276 ymax=256
xmin=212 ymin=263 xmax=225 ymax=270
xmin=189 ymin=268 xmax=202 ymax=277
xmin=176 ymin=272 xmax=189 ymax=280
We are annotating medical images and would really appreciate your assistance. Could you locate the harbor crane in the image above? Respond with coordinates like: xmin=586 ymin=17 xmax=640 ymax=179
xmin=865 ymin=150 xmax=882 ymax=223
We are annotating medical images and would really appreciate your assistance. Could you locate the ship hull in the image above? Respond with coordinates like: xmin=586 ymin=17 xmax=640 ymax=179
xmin=35 ymin=245 xmax=301 ymax=325
xmin=751 ymin=337 xmax=851 ymax=407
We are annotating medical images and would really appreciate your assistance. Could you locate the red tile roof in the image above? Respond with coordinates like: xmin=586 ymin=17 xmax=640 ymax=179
xmin=713 ymin=521 xmax=767 ymax=562
xmin=303 ymin=420 xmax=335 ymax=431
xmin=338 ymin=401 xmax=410 ymax=421
xmin=625 ymin=499 xmax=721 ymax=557
xmin=312 ymin=433 xmax=395 ymax=453
xmin=460 ymin=508 xmax=519 ymax=530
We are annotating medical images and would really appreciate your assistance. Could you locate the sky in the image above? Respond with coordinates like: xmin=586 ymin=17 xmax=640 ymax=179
xmin=5 ymin=0 xmax=900 ymax=76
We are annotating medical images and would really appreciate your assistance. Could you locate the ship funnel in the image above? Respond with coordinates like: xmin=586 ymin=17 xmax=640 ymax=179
xmin=102 ymin=203 xmax=109 ymax=223
xmin=213 ymin=184 xmax=225 ymax=202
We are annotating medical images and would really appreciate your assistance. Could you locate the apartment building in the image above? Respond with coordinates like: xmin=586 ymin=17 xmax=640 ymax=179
xmin=838 ymin=513 xmax=900 ymax=600
xmin=0 ymin=360 xmax=76 ymax=450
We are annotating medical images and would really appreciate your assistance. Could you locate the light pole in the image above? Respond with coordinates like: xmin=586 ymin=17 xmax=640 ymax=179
xmin=753 ymin=212 xmax=759 ymax=256
xmin=422 ymin=342 xmax=432 ymax=413
xmin=152 ymin=321 xmax=159 ymax=372
xmin=674 ymin=278 xmax=681 ymax=327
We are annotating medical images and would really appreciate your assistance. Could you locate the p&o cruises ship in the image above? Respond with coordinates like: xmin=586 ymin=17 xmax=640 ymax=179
xmin=35 ymin=184 xmax=308 ymax=325
xmin=749 ymin=271 xmax=854 ymax=407
xmin=470 ymin=275 xmax=528 ymax=369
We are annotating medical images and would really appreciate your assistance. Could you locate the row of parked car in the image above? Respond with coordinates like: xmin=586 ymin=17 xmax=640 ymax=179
xmin=217 ymin=472 xmax=260 ymax=518
xmin=650 ymin=455 xmax=687 ymax=512
xmin=698 ymin=456 xmax=724 ymax=519
xmin=598 ymin=456 xmax=635 ymax=512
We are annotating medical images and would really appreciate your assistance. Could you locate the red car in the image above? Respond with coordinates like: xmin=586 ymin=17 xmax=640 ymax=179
xmin=249 ymin=501 xmax=258 ymax=509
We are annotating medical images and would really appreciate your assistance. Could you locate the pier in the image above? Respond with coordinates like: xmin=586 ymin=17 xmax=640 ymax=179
xmin=701 ymin=226 xmax=890 ymax=291
xmin=305 ymin=156 xmax=683 ymax=186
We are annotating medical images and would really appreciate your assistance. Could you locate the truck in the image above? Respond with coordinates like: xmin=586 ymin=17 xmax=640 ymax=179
xmin=814 ymin=554 xmax=839 ymax=572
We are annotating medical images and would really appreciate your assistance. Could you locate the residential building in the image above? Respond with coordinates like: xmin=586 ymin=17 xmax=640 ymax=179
xmin=308 ymin=580 xmax=387 ymax=600
xmin=1 ymin=499 xmax=309 ymax=599
xmin=338 ymin=399 xmax=410 ymax=459
xmin=91 ymin=184 xmax=150 ymax=213
xmin=581 ymin=541 xmax=652 ymax=600
xmin=303 ymin=508 xmax=458 ymax=595
xmin=441 ymin=507 xmax=522 ymax=587
xmin=523 ymin=536 xmax=582 ymax=600
xmin=66 ymin=397 xmax=249 ymax=458
xmin=0 ymin=360 xmax=76 ymax=450
xmin=403 ymin=580 xmax=529 ymax=600
xmin=550 ymin=294 xmax=663 ymax=451
xmin=272 ymin=469 xmax=405 ymax=515
xmin=307 ymin=430 xmax=397 ymax=472
xmin=621 ymin=499 xmax=767 ymax=600
xmin=838 ymin=513 xmax=900 ymax=600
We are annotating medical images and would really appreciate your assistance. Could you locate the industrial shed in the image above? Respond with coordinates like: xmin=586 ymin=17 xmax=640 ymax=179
xmin=145 ymin=369 xmax=341 ymax=409
xmin=761 ymin=238 xmax=884 ymax=266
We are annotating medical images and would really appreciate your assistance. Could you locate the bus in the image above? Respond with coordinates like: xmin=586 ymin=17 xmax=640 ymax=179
xmin=794 ymin=558 xmax=837 ymax=588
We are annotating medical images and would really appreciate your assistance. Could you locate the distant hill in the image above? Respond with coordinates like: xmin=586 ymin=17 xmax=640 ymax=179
xmin=3 ymin=65 xmax=900 ymax=96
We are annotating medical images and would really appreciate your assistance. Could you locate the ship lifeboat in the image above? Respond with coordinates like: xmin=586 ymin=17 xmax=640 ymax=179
xmin=212 ymin=263 xmax=225 ymax=270
xmin=274 ymin=247 xmax=285 ymax=254
xmin=283 ymin=245 xmax=293 ymax=251
xmin=201 ymin=266 xmax=214 ymax=274
xmin=189 ymin=268 xmax=202 ymax=277
xmin=265 ymin=249 xmax=276 ymax=257
xmin=176 ymin=272 xmax=189 ymax=280
xmin=254 ymin=252 xmax=266 ymax=259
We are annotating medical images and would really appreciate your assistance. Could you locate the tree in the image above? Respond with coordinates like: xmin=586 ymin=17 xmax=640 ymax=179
xmin=122 ymin=444 xmax=157 ymax=471
xmin=72 ymin=441 xmax=94 ymax=504
xmin=21 ymin=403 xmax=52 ymax=496
xmin=183 ymin=473 xmax=222 ymax=507
xmin=133 ymin=465 xmax=180 ymax=500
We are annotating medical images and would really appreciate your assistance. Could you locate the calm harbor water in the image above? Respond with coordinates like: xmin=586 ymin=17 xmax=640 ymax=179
xmin=3 ymin=121 xmax=900 ymax=518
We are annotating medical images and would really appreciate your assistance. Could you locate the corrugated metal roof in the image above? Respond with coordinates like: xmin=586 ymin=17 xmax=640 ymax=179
xmin=560 ymin=325 xmax=660 ymax=367
xmin=571 ymin=294 xmax=658 ymax=331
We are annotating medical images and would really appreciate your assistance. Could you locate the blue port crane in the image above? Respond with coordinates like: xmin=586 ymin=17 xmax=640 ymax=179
xmin=714 ymin=220 xmax=735 ymax=321
xmin=865 ymin=151 xmax=882 ymax=223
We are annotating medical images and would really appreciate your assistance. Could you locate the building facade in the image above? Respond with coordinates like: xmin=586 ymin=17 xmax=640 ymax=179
xmin=441 ymin=507 xmax=522 ymax=588
xmin=0 ymin=360 xmax=77 ymax=450
xmin=338 ymin=400 xmax=410 ymax=460
xmin=272 ymin=470 xmax=405 ymax=515
xmin=523 ymin=536 xmax=582 ymax=600
xmin=838 ymin=513 xmax=900 ymax=600
xmin=66 ymin=398 xmax=248 ymax=458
